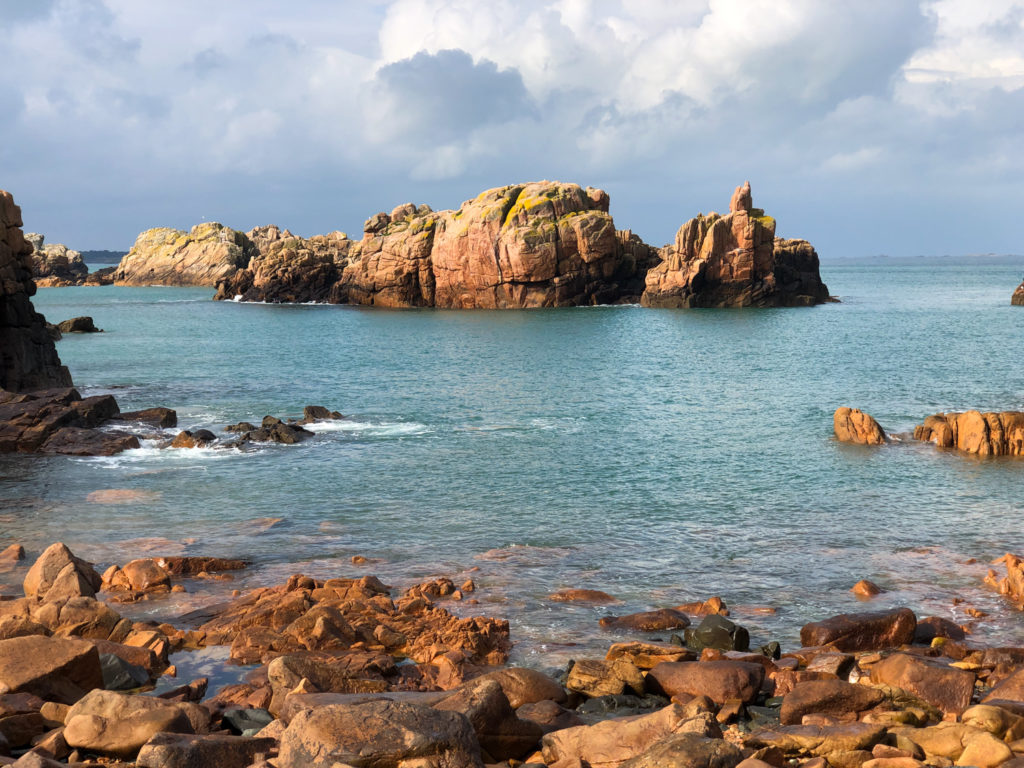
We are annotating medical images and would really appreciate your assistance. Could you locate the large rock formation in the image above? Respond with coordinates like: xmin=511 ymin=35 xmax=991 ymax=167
xmin=914 ymin=411 xmax=1024 ymax=456
xmin=114 ymin=222 xmax=256 ymax=287
xmin=1013 ymin=281 xmax=1024 ymax=306
xmin=215 ymin=181 xmax=827 ymax=309
xmin=25 ymin=233 xmax=89 ymax=287
xmin=642 ymin=182 xmax=831 ymax=307
xmin=0 ymin=190 xmax=72 ymax=391
xmin=218 ymin=182 xmax=659 ymax=308
xmin=833 ymin=407 xmax=887 ymax=445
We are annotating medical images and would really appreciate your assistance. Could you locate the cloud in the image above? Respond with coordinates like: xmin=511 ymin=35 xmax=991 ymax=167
xmin=366 ymin=49 xmax=536 ymax=148
xmin=0 ymin=0 xmax=1022 ymax=257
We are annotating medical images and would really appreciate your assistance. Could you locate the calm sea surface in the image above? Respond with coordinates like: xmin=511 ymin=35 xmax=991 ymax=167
xmin=3 ymin=256 xmax=1024 ymax=676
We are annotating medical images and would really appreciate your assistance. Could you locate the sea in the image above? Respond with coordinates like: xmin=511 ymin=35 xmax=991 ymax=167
xmin=3 ymin=255 xmax=1024 ymax=685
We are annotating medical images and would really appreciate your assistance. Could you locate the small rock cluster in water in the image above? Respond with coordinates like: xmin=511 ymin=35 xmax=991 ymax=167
xmin=2 ymin=542 xmax=1024 ymax=767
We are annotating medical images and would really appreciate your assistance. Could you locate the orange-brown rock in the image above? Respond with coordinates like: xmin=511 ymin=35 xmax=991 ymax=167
xmin=599 ymin=608 xmax=691 ymax=632
xmin=474 ymin=667 xmax=567 ymax=708
xmin=194 ymin=573 xmax=510 ymax=671
xmin=799 ymin=608 xmax=916 ymax=651
xmin=851 ymin=580 xmax=883 ymax=598
xmin=985 ymin=553 xmax=1024 ymax=609
xmin=646 ymin=660 xmax=765 ymax=704
xmin=834 ymin=409 xmax=887 ymax=446
xmin=641 ymin=183 xmax=830 ymax=308
xmin=540 ymin=702 xmax=721 ymax=768
xmin=746 ymin=722 xmax=887 ymax=758
xmin=870 ymin=653 xmax=975 ymax=716
xmin=217 ymin=181 xmax=659 ymax=307
xmin=0 ymin=190 xmax=72 ymax=392
xmin=0 ymin=636 xmax=103 ymax=704
xmin=23 ymin=543 xmax=102 ymax=602
xmin=1013 ymin=281 xmax=1024 ymax=306
xmin=115 ymin=223 xmax=256 ymax=287
xmin=676 ymin=596 xmax=729 ymax=616
xmin=277 ymin=699 xmax=484 ymax=768
xmin=914 ymin=411 xmax=1024 ymax=456
xmin=780 ymin=680 xmax=885 ymax=725
xmin=606 ymin=641 xmax=695 ymax=669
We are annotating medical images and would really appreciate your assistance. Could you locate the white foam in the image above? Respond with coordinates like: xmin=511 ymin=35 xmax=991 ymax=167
xmin=306 ymin=420 xmax=431 ymax=437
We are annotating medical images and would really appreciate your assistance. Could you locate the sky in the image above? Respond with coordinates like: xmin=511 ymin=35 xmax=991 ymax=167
xmin=1 ymin=0 xmax=1023 ymax=257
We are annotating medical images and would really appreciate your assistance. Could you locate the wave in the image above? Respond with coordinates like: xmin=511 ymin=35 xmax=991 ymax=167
xmin=306 ymin=420 xmax=432 ymax=437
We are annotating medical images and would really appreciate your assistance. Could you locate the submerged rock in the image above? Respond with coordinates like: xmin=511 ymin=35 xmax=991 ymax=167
xmin=914 ymin=410 xmax=1024 ymax=456
xmin=834 ymin=407 xmax=887 ymax=445
xmin=641 ymin=182 xmax=831 ymax=308
xmin=115 ymin=222 xmax=256 ymax=287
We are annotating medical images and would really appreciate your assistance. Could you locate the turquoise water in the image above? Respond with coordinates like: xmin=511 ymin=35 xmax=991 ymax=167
xmin=3 ymin=257 xmax=1024 ymax=668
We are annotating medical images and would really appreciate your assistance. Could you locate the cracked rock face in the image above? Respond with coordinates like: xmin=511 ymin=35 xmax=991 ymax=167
xmin=0 ymin=190 xmax=72 ymax=392
xmin=114 ymin=222 xmax=257 ymax=286
xmin=641 ymin=182 xmax=831 ymax=308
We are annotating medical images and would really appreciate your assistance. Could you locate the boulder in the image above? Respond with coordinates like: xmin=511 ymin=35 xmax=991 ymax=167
xmin=549 ymin=588 xmax=619 ymax=603
xmin=834 ymin=408 xmax=886 ymax=445
xmin=474 ymin=667 xmax=567 ymax=708
xmin=869 ymin=653 xmax=974 ymax=716
xmin=780 ymin=680 xmax=885 ymax=725
xmin=115 ymin=407 xmax=177 ymax=429
xmin=746 ymin=723 xmax=887 ymax=758
xmin=566 ymin=658 xmax=644 ymax=698
xmin=646 ymin=660 xmax=764 ymax=704
xmin=961 ymin=704 xmax=1024 ymax=742
xmin=0 ymin=636 xmax=102 ymax=704
xmin=0 ymin=191 xmax=73 ymax=392
xmin=541 ymin=702 xmax=719 ymax=768
xmin=433 ymin=678 xmax=543 ymax=760
xmin=115 ymin=223 xmax=256 ymax=286
xmin=599 ymin=608 xmax=691 ymax=632
xmin=55 ymin=317 xmax=100 ymax=334
xmin=642 ymin=183 xmax=830 ymax=308
xmin=516 ymin=699 xmax=584 ymax=734
xmin=1013 ymin=281 xmax=1024 ymax=306
xmin=63 ymin=689 xmax=206 ymax=757
xmin=277 ymin=699 xmax=484 ymax=768
xmin=606 ymin=641 xmax=694 ymax=669
xmin=890 ymin=723 xmax=1011 ymax=765
xmin=0 ymin=388 xmax=140 ymax=456
xmin=800 ymin=608 xmax=916 ymax=651
xmin=984 ymin=667 xmax=1024 ymax=703
xmin=619 ymin=732 xmax=744 ymax=768
xmin=914 ymin=411 xmax=1024 ymax=456
xmin=23 ymin=543 xmax=101 ymax=602
xmin=136 ymin=733 xmax=277 ymax=768
xmin=684 ymin=615 xmax=750 ymax=652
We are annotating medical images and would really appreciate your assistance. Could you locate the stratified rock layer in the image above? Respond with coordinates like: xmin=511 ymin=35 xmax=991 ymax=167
xmin=217 ymin=182 xmax=660 ymax=308
xmin=914 ymin=411 xmax=1024 ymax=456
xmin=0 ymin=190 xmax=72 ymax=391
xmin=642 ymin=181 xmax=830 ymax=307
xmin=115 ymin=223 xmax=256 ymax=286
xmin=26 ymin=234 xmax=89 ymax=287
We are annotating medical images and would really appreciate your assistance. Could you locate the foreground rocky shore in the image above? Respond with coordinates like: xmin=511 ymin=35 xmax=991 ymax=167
xmin=104 ymin=181 xmax=831 ymax=309
xmin=3 ymin=542 xmax=1024 ymax=767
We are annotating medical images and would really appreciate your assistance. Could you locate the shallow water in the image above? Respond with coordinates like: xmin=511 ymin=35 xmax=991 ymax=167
xmin=3 ymin=256 xmax=1024 ymax=674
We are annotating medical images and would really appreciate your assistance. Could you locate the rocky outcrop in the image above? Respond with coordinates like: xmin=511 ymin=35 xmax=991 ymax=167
xmin=216 ymin=182 xmax=660 ymax=307
xmin=0 ymin=191 xmax=72 ymax=391
xmin=26 ymin=233 xmax=88 ymax=287
xmin=834 ymin=407 xmax=887 ymax=445
xmin=0 ymin=387 xmax=141 ymax=455
xmin=115 ymin=222 xmax=256 ymax=286
xmin=642 ymin=182 xmax=831 ymax=307
xmin=914 ymin=411 xmax=1024 ymax=456
xmin=1013 ymin=281 xmax=1024 ymax=306
xmin=218 ymin=227 xmax=351 ymax=303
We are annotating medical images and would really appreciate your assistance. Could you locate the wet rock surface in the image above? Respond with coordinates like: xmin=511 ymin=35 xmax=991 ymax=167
xmin=914 ymin=410 xmax=1024 ymax=457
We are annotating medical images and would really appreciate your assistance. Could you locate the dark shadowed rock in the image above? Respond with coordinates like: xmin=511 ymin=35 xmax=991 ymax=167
xmin=55 ymin=317 xmax=101 ymax=334
xmin=0 ymin=191 xmax=72 ymax=392
xmin=116 ymin=407 xmax=177 ymax=429
xmin=685 ymin=614 xmax=750 ymax=652
xmin=433 ymin=678 xmax=543 ymax=761
xmin=800 ymin=608 xmax=916 ymax=651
